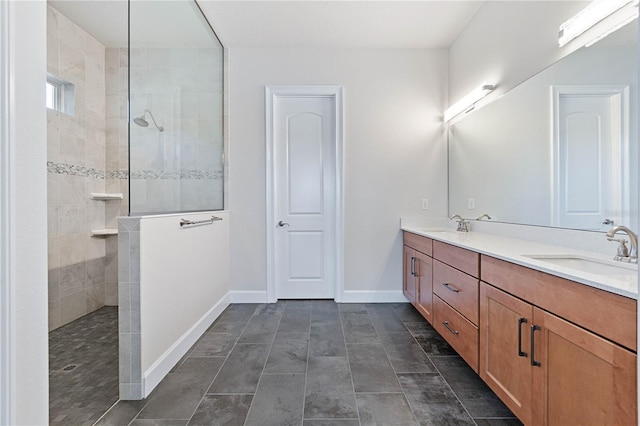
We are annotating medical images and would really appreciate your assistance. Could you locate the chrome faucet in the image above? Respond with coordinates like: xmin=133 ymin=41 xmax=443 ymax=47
xmin=606 ymin=225 xmax=638 ymax=264
xmin=476 ymin=213 xmax=491 ymax=221
xmin=450 ymin=214 xmax=469 ymax=232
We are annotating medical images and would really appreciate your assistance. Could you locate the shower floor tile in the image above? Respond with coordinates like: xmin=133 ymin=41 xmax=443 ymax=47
xmin=49 ymin=306 xmax=119 ymax=426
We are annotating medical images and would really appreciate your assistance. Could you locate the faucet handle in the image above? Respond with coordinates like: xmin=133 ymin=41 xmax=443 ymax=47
xmin=607 ymin=237 xmax=627 ymax=243
xmin=608 ymin=238 xmax=630 ymax=259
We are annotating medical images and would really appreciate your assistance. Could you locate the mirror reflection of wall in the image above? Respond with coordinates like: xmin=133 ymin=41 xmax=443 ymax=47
xmin=448 ymin=21 xmax=638 ymax=232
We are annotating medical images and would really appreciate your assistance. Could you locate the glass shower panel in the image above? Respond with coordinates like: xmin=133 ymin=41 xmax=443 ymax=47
xmin=129 ymin=0 xmax=223 ymax=214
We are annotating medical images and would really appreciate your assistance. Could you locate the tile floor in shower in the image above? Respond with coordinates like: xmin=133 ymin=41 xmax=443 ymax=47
xmin=49 ymin=306 xmax=119 ymax=425
xmin=91 ymin=301 xmax=521 ymax=426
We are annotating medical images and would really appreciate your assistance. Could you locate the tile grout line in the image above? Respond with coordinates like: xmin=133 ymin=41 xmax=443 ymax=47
xmin=386 ymin=306 xmax=425 ymax=426
xmin=300 ymin=302 xmax=312 ymax=425
xmin=400 ymin=310 xmax=478 ymax=426
xmin=242 ymin=302 xmax=285 ymax=426
xmin=339 ymin=304 xmax=362 ymax=426
xmin=177 ymin=305 xmax=255 ymax=426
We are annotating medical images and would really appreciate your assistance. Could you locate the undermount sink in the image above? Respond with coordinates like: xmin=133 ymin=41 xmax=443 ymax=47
xmin=420 ymin=229 xmax=462 ymax=237
xmin=523 ymin=254 xmax=638 ymax=276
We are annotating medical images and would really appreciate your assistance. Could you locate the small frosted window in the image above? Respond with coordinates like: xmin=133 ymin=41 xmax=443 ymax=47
xmin=46 ymin=74 xmax=74 ymax=115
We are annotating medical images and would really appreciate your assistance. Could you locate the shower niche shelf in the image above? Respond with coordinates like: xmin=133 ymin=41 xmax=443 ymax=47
xmin=90 ymin=192 xmax=123 ymax=200
xmin=91 ymin=229 xmax=118 ymax=237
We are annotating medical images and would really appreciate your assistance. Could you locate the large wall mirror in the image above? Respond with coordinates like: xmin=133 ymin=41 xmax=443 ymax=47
xmin=448 ymin=21 xmax=638 ymax=232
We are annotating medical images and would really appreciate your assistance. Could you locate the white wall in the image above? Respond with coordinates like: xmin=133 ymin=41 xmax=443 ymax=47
xmin=139 ymin=211 xmax=230 ymax=395
xmin=9 ymin=0 xmax=49 ymax=424
xmin=448 ymin=1 xmax=589 ymax=107
xmin=229 ymin=48 xmax=448 ymax=296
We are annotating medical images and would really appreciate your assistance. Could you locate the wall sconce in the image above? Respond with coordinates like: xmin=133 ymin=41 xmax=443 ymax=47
xmin=558 ymin=0 xmax=639 ymax=47
xmin=444 ymin=83 xmax=494 ymax=122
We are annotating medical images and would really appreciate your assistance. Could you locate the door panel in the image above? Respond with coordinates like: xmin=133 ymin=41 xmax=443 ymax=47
xmin=415 ymin=251 xmax=433 ymax=323
xmin=403 ymin=246 xmax=417 ymax=303
xmin=274 ymin=96 xmax=336 ymax=299
xmin=555 ymin=90 xmax=626 ymax=230
xmin=288 ymin=231 xmax=324 ymax=279
xmin=288 ymin=113 xmax=324 ymax=214
xmin=480 ymin=283 xmax=534 ymax=425
xmin=532 ymin=307 xmax=637 ymax=426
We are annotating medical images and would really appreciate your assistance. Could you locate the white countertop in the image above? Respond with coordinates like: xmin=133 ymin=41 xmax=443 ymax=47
xmin=401 ymin=224 xmax=638 ymax=299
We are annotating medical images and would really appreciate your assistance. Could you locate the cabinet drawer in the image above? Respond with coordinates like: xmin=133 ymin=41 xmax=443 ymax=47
xmin=403 ymin=231 xmax=433 ymax=256
xmin=433 ymin=240 xmax=479 ymax=277
xmin=433 ymin=259 xmax=479 ymax=325
xmin=434 ymin=295 xmax=479 ymax=372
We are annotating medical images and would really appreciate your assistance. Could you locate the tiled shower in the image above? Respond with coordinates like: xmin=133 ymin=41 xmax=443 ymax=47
xmin=47 ymin=5 xmax=122 ymax=330
xmin=46 ymin=1 xmax=224 ymax=330
xmin=47 ymin=1 xmax=225 ymax=420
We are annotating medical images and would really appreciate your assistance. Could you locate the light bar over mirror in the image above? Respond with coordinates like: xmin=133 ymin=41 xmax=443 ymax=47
xmin=443 ymin=83 xmax=494 ymax=122
xmin=559 ymin=0 xmax=639 ymax=47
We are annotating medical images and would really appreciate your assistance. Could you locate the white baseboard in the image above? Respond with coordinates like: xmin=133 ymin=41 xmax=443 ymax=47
xmin=142 ymin=293 xmax=231 ymax=397
xmin=341 ymin=290 xmax=409 ymax=303
xmin=229 ymin=290 xmax=268 ymax=303
xmin=225 ymin=290 xmax=406 ymax=304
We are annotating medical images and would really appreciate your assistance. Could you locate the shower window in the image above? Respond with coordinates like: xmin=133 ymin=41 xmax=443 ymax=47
xmin=128 ymin=0 xmax=224 ymax=214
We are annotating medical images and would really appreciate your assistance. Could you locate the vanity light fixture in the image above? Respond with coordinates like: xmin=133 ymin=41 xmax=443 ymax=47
xmin=558 ymin=0 xmax=639 ymax=47
xmin=443 ymin=83 xmax=494 ymax=122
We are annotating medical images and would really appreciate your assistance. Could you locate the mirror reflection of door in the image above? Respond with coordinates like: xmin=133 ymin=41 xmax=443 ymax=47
xmin=552 ymin=85 xmax=630 ymax=231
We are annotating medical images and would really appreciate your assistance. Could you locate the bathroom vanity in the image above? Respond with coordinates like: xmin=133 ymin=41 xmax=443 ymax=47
xmin=402 ymin=227 xmax=637 ymax=426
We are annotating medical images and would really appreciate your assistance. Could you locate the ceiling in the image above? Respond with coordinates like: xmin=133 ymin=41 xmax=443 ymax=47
xmin=48 ymin=0 xmax=486 ymax=49
xmin=198 ymin=1 xmax=484 ymax=48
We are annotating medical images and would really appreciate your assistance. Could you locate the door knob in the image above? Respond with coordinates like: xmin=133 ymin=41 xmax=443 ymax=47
xmin=278 ymin=221 xmax=290 ymax=227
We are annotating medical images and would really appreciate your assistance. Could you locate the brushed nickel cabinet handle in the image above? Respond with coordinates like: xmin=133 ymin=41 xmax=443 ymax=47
xmin=442 ymin=321 xmax=459 ymax=335
xmin=442 ymin=283 xmax=460 ymax=293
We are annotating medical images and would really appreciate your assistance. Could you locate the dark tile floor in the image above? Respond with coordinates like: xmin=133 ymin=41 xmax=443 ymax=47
xmin=49 ymin=306 xmax=119 ymax=425
xmin=96 ymin=301 xmax=522 ymax=426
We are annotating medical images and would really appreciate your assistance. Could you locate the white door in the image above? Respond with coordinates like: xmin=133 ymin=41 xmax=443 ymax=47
xmin=272 ymin=94 xmax=337 ymax=299
xmin=553 ymin=86 xmax=629 ymax=230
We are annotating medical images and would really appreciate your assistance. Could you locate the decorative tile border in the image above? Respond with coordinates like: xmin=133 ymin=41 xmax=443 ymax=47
xmin=47 ymin=161 xmax=222 ymax=180
xmin=47 ymin=161 xmax=106 ymax=179
xmin=130 ymin=170 xmax=223 ymax=180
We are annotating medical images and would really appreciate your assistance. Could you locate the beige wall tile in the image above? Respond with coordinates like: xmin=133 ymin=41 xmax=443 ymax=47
xmin=59 ymin=234 xmax=87 ymax=267
xmin=48 ymin=236 xmax=61 ymax=269
xmin=59 ymin=40 xmax=85 ymax=82
xmin=57 ymin=11 xmax=85 ymax=54
xmin=59 ymin=262 xmax=86 ymax=298
xmin=87 ymin=283 xmax=106 ymax=312
xmin=85 ymin=35 xmax=105 ymax=68
xmin=58 ymin=204 xmax=86 ymax=235
xmin=59 ymin=174 xmax=85 ymax=204
xmin=60 ymin=290 xmax=88 ymax=325
xmin=47 ymin=173 xmax=59 ymax=205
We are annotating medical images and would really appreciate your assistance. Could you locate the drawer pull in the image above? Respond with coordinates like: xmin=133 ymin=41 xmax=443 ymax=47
xmin=531 ymin=325 xmax=541 ymax=367
xmin=442 ymin=282 xmax=460 ymax=293
xmin=442 ymin=321 xmax=459 ymax=335
xmin=517 ymin=317 xmax=528 ymax=357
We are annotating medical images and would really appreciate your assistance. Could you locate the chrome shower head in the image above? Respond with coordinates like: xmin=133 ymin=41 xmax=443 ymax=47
xmin=133 ymin=109 xmax=164 ymax=132
xmin=133 ymin=116 xmax=149 ymax=127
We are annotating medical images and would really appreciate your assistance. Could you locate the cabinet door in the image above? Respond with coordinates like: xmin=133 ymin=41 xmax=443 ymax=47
xmin=403 ymin=246 xmax=417 ymax=303
xmin=532 ymin=307 xmax=637 ymax=426
xmin=415 ymin=251 xmax=433 ymax=324
xmin=480 ymin=283 xmax=534 ymax=425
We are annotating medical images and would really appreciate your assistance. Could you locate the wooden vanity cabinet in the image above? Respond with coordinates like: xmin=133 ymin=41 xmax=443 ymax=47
xmin=479 ymin=283 xmax=533 ymax=423
xmin=532 ymin=307 xmax=636 ymax=426
xmin=403 ymin=232 xmax=433 ymax=323
xmin=432 ymin=240 xmax=480 ymax=371
xmin=403 ymin=245 xmax=418 ymax=303
xmin=480 ymin=255 xmax=637 ymax=426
